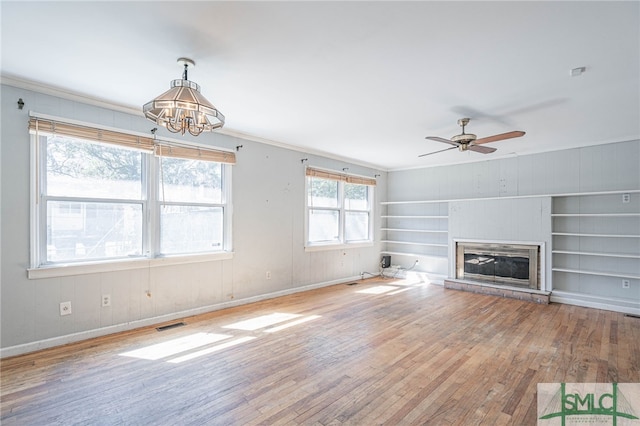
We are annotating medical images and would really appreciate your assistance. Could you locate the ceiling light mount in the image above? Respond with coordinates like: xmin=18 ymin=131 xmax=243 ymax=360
xmin=143 ymin=57 xmax=225 ymax=137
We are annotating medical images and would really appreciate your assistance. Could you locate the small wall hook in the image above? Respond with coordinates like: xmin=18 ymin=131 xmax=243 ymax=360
xmin=374 ymin=174 xmax=381 ymax=178
xmin=301 ymin=158 xmax=308 ymax=163
xmin=342 ymin=167 xmax=349 ymax=172
xmin=236 ymin=145 xmax=243 ymax=151
xmin=17 ymin=98 xmax=24 ymax=110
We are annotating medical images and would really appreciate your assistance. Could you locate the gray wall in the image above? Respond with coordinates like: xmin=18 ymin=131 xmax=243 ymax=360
xmin=0 ymin=84 xmax=386 ymax=355
xmin=388 ymin=141 xmax=640 ymax=312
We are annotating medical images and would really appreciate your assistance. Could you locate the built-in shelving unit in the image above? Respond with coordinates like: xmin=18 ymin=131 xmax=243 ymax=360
xmin=551 ymin=192 xmax=640 ymax=311
xmin=380 ymin=201 xmax=449 ymax=280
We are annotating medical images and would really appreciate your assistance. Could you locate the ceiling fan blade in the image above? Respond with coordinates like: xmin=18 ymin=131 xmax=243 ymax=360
xmin=468 ymin=145 xmax=497 ymax=154
xmin=474 ymin=131 xmax=525 ymax=145
xmin=426 ymin=136 xmax=459 ymax=146
xmin=418 ymin=146 xmax=457 ymax=157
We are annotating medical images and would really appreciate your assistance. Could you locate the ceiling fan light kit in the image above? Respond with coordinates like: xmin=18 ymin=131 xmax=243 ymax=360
xmin=143 ymin=57 xmax=225 ymax=137
xmin=420 ymin=118 xmax=525 ymax=158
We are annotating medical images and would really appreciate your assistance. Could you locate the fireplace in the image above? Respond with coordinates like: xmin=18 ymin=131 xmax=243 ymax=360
xmin=455 ymin=241 xmax=541 ymax=290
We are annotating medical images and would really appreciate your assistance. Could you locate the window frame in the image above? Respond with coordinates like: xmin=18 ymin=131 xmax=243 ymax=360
xmin=28 ymin=114 xmax=234 ymax=278
xmin=304 ymin=167 xmax=375 ymax=251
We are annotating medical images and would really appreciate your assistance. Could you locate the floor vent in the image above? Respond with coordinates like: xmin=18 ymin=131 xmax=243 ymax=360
xmin=156 ymin=322 xmax=186 ymax=331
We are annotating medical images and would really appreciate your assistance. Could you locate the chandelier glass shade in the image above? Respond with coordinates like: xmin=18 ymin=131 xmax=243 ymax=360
xmin=143 ymin=58 xmax=225 ymax=137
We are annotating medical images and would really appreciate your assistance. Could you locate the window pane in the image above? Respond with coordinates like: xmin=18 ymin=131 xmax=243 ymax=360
xmin=309 ymin=177 xmax=338 ymax=208
xmin=47 ymin=201 xmax=143 ymax=262
xmin=159 ymin=157 xmax=222 ymax=203
xmin=308 ymin=209 xmax=339 ymax=243
xmin=46 ymin=136 xmax=142 ymax=199
xmin=345 ymin=211 xmax=369 ymax=241
xmin=160 ymin=205 xmax=223 ymax=254
xmin=344 ymin=183 xmax=368 ymax=210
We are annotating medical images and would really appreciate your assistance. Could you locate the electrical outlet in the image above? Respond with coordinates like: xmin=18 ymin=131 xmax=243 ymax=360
xmin=102 ymin=294 xmax=111 ymax=307
xmin=266 ymin=271 xmax=271 ymax=280
xmin=622 ymin=279 xmax=630 ymax=289
xmin=622 ymin=193 xmax=630 ymax=203
xmin=60 ymin=301 xmax=72 ymax=316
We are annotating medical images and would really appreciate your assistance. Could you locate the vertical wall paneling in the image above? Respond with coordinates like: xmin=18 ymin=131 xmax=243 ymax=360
xmin=0 ymin=84 xmax=384 ymax=355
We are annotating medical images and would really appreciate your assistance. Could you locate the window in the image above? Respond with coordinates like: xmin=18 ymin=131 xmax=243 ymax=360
xmin=30 ymin=116 xmax=234 ymax=268
xmin=305 ymin=167 xmax=375 ymax=248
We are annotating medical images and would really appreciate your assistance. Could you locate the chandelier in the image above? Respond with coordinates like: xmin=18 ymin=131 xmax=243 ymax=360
xmin=143 ymin=58 xmax=225 ymax=136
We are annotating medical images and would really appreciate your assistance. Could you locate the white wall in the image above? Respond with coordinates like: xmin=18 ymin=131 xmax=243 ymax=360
xmin=0 ymin=84 xmax=386 ymax=356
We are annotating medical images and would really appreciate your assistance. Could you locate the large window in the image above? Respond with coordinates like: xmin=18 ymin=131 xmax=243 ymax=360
xmin=30 ymin=117 xmax=234 ymax=268
xmin=305 ymin=167 xmax=375 ymax=248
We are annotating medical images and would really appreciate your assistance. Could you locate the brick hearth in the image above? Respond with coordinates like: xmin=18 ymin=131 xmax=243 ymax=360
xmin=444 ymin=279 xmax=550 ymax=304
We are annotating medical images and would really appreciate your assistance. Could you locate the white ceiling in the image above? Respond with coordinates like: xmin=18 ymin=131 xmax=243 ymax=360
xmin=1 ymin=1 xmax=639 ymax=170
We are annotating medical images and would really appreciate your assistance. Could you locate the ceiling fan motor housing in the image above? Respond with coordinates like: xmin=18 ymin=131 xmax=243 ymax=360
xmin=451 ymin=133 xmax=476 ymax=144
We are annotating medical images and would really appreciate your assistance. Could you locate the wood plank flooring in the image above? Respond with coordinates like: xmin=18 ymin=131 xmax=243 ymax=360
xmin=1 ymin=277 xmax=639 ymax=425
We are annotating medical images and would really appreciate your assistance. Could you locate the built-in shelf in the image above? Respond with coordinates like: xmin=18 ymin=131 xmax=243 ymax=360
xmin=552 ymin=232 xmax=640 ymax=238
xmin=552 ymin=268 xmax=640 ymax=280
xmin=382 ymin=201 xmax=449 ymax=277
xmin=381 ymin=251 xmax=447 ymax=260
xmin=551 ymin=193 xmax=639 ymax=311
xmin=552 ymin=250 xmax=640 ymax=259
xmin=381 ymin=240 xmax=448 ymax=248
xmin=381 ymin=215 xmax=448 ymax=219
xmin=381 ymin=228 xmax=447 ymax=233
xmin=551 ymin=213 xmax=640 ymax=217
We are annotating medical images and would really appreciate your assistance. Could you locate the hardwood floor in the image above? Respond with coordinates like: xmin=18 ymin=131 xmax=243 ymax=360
xmin=1 ymin=277 xmax=639 ymax=425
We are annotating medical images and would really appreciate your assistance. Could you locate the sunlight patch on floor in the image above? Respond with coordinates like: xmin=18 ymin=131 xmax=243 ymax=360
xmin=356 ymin=285 xmax=399 ymax=295
xmin=222 ymin=312 xmax=302 ymax=331
xmin=168 ymin=336 xmax=257 ymax=363
xmin=264 ymin=315 xmax=322 ymax=333
xmin=119 ymin=332 xmax=232 ymax=360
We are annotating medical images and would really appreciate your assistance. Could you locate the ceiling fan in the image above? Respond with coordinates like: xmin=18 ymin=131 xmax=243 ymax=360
xmin=419 ymin=118 xmax=525 ymax=157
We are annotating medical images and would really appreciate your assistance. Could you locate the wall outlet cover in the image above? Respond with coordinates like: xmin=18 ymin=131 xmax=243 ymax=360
xmin=60 ymin=301 xmax=72 ymax=316
xmin=102 ymin=294 xmax=111 ymax=307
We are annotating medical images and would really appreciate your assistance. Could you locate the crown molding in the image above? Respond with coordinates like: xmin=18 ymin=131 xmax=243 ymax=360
xmin=1 ymin=74 xmax=387 ymax=173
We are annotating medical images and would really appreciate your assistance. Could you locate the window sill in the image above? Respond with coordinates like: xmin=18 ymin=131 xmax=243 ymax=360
xmin=304 ymin=242 xmax=374 ymax=252
xmin=27 ymin=252 xmax=234 ymax=279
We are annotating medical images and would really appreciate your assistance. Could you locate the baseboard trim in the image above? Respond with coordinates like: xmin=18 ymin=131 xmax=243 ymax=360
xmin=0 ymin=275 xmax=360 ymax=359
xmin=550 ymin=291 xmax=640 ymax=316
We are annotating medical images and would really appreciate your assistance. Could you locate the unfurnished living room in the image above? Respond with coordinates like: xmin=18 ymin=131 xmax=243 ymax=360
xmin=1 ymin=1 xmax=639 ymax=425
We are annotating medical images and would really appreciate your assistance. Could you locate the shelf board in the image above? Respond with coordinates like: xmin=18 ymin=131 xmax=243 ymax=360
xmin=552 ymin=213 xmax=640 ymax=217
xmin=381 ymin=189 xmax=640 ymax=205
xmin=380 ymin=251 xmax=447 ymax=260
xmin=381 ymin=240 xmax=448 ymax=248
xmin=381 ymin=215 xmax=448 ymax=219
xmin=552 ymin=267 xmax=640 ymax=280
xmin=382 ymin=228 xmax=448 ymax=233
xmin=552 ymin=232 xmax=640 ymax=238
xmin=552 ymin=250 xmax=640 ymax=259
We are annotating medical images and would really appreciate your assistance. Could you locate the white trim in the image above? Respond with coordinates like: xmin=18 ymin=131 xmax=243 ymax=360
xmin=0 ymin=275 xmax=360 ymax=359
xmin=27 ymin=252 xmax=234 ymax=280
xmin=550 ymin=290 xmax=640 ymax=316
xmin=3 ymin=76 xmax=383 ymax=171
